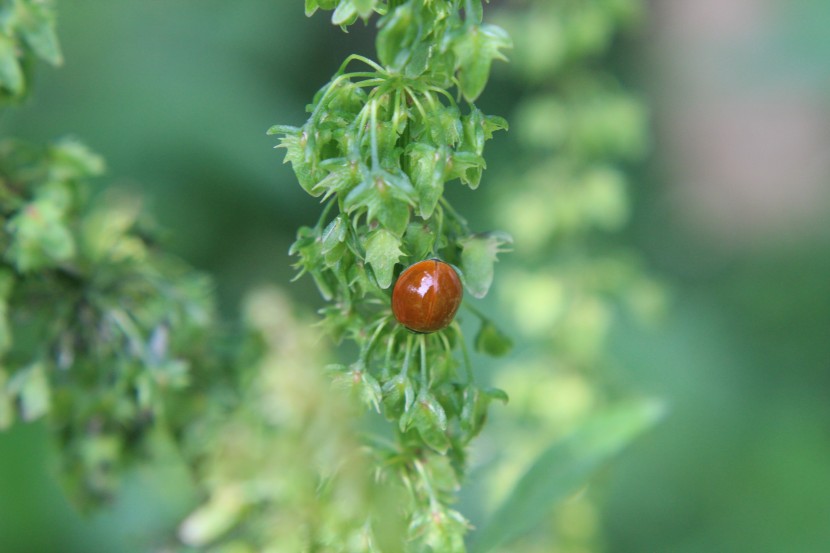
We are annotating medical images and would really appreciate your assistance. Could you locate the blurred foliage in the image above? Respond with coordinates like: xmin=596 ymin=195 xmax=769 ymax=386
xmin=459 ymin=1 xmax=665 ymax=552
xmin=0 ymin=137 xmax=218 ymax=505
xmin=176 ymin=289 xmax=409 ymax=552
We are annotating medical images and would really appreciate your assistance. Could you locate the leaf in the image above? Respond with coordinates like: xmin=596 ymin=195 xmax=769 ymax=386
xmin=321 ymin=214 xmax=348 ymax=263
xmin=462 ymin=109 xmax=509 ymax=157
xmin=0 ymin=34 xmax=24 ymax=95
xmin=272 ymin=127 xmax=325 ymax=195
xmin=452 ymin=24 xmax=512 ymax=102
xmin=461 ymin=108 xmax=486 ymax=156
xmin=403 ymin=393 xmax=451 ymax=453
xmin=427 ymin=105 xmax=463 ymax=147
xmin=17 ymin=1 xmax=63 ymax=65
xmin=332 ymin=1 xmax=358 ymax=27
xmin=474 ymin=319 xmax=512 ymax=357
xmin=305 ymin=0 xmax=320 ymax=16
xmin=50 ymin=139 xmax=106 ymax=179
xmin=7 ymin=362 xmax=52 ymax=422
xmin=352 ymin=0 xmax=376 ymax=19
xmin=343 ymin=170 xmax=413 ymax=236
xmin=365 ymin=228 xmax=405 ymax=289
xmin=459 ymin=231 xmax=512 ymax=298
xmin=413 ymin=506 xmax=468 ymax=553
xmin=381 ymin=373 xmax=414 ymax=420
xmin=408 ymin=143 xmax=448 ymax=219
xmin=404 ymin=221 xmax=436 ymax=261
xmin=376 ymin=3 xmax=416 ymax=69
xmin=483 ymin=114 xmax=508 ymax=137
xmin=6 ymin=199 xmax=77 ymax=272
xmin=470 ymin=399 xmax=666 ymax=553
xmin=358 ymin=371 xmax=383 ymax=412
xmin=465 ymin=0 xmax=484 ymax=24
xmin=333 ymin=364 xmax=383 ymax=413
xmin=447 ymin=150 xmax=485 ymax=189
xmin=179 ymin=487 xmax=246 ymax=547
xmin=404 ymin=41 xmax=431 ymax=78
xmin=311 ymin=159 xmax=360 ymax=199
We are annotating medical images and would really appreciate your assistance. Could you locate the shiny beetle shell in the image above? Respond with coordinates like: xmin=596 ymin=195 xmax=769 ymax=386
xmin=391 ymin=259 xmax=463 ymax=333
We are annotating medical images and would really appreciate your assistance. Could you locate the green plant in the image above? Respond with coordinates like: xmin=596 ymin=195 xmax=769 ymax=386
xmin=0 ymin=0 xmax=62 ymax=103
xmin=269 ymin=1 xmax=514 ymax=549
xmin=0 ymin=136 xmax=220 ymax=504
xmin=462 ymin=2 xmax=666 ymax=551
xmin=0 ymin=2 xmax=665 ymax=552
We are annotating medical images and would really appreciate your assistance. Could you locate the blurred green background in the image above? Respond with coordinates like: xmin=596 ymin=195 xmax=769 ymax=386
xmin=2 ymin=1 xmax=829 ymax=552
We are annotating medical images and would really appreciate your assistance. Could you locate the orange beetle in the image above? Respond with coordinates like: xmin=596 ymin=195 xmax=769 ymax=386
xmin=391 ymin=259 xmax=463 ymax=333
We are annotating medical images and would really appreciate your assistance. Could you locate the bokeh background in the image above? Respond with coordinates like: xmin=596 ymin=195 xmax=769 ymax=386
xmin=1 ymin=1 xmax=829 ymax=551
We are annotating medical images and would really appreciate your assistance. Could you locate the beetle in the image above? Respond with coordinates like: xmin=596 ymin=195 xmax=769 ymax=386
xmin=391 ymin=259 xmax=463 ymax=333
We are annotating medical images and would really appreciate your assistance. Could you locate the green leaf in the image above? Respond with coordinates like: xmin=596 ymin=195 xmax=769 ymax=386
xmin=305 ymin=0 xmax=320 ymax=16
xmin=426 ymin=105 xmax=463 ymax=147
xmin=405 ymin=393 xmax=450 ymax=454
xmin=376 ymin=3 xmax=416 ymax=69
xmin=447 ymin=150 xmax=485 ymax=189
xmin=50 ymin=139 xmax=106 ymax=179
xmin=465 ymin=0 xmax=484 ymax=24
xmin=408 ymin=143 xmax=448 ymax=219
xmin=459 ymin=231 xmax=512 ymax=298
xmin=423 ymin=453 xmax=460 ymax=494
xmin=321 ymin=214 xmax=349 ymax=265
xmin=0 ymin=34 xmax=24 ymax=95
xmin=483 ymin=114 xmax=508 ymax=137
xmin=273 ymin=127 xmax=326 ymax=195
xmin=365 ymin=228 xmax=405 ymax=289
xmin=382 ymin=373 xmax=415 ymax=420
xmin=404 ymin=41 xmax=431 ymax=78
xmin=333 ymin=364 xmax=384 ymax=413
xmin=411 ymin=506 xmax=468 ymax=553
xmin=343 ymin=170 xmax=413 ymax=236
xmin=358 ymin=371 xmax=383 ymax=412
xmin=452 ymin=24 xmax=512 ymax=102
xmin=352 ymin=0 xmax=376 ymax=19
xmin=178 ymin=488 xmax=246 ymax=547
xmin=474 ymin=319 xmax=512 ymax=357
xmin=470 ymin=399 xmax=666 ymax=553
xmin=332 ymin=0 xmax=358 ymax=27
xmin=404 ymin=221 xmax=436 ymax=261
xmin=462 ymin=109 xmax=508 ymax=157
xmin=6 ymin=198 xmax=77 ymax=272
xmin=7 ymin=362 xmax=52 ymax=422
xmin=17 ymin=1 xmax=63 ymax=65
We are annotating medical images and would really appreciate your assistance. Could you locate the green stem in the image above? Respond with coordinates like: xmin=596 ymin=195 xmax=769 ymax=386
xmin=413 ymin=459 xmax=440 ymax=509
xmin=419 ymin=334 xmax=428 ymax=389
xmin=462 ymin=300 xmax=489 ymax=323
xmin=337 ymin=54 xmax=385 ymax=75
xmin=404 ymin=87 xmax=428 ymax=122
xmin=439 ymin=196 xmax=469 ymax=229
xmin=453 ymin=322 xmax=474 ymax=384
xmin=382 ymin=327 xmax=398 ymax=380
xmin=315 ymin=197 xmax=338 ymax=230
xmin=370 ymin=99 xmax=380 ymax=169
xmin=360 ymin=316 xmax=389 ymax=364
xmin=429 ymin=86 xmax=458 ymax=108
xmin=400 ymin=333 xmax=414 ymax=378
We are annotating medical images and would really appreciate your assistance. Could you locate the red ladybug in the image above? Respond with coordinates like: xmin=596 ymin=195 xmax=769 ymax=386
xmin=391 ymin=259 xmax=463 ymax=333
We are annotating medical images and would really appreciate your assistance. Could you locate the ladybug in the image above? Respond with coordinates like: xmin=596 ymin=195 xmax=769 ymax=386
xmin=391 ymin=259 xmax=463 ymax=333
